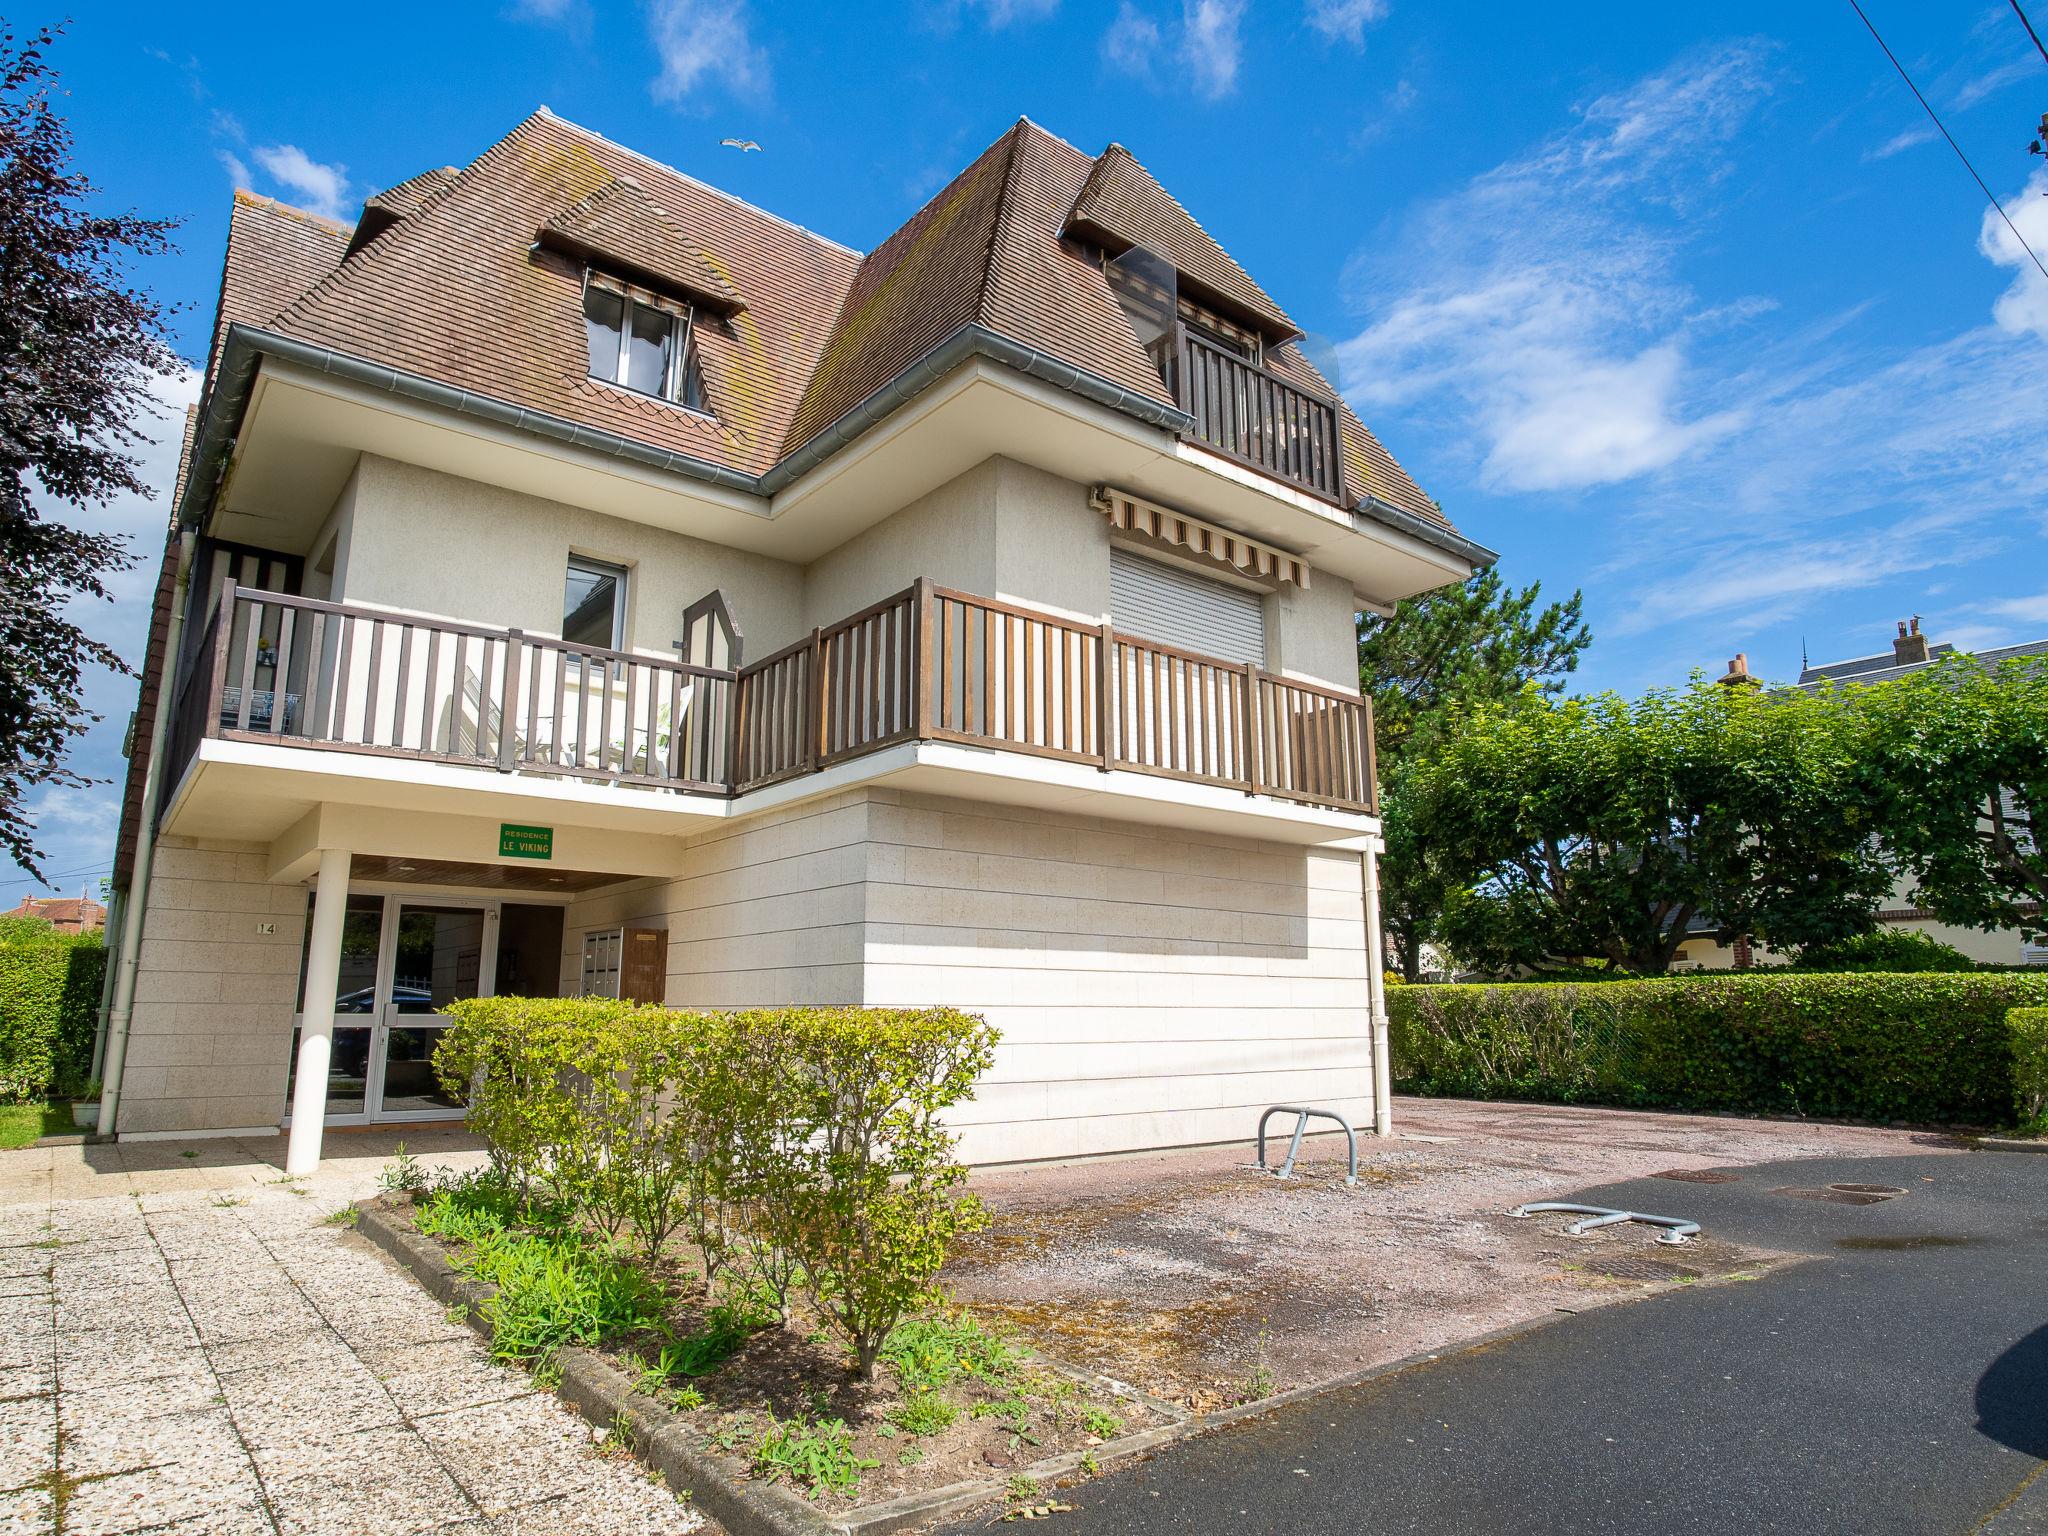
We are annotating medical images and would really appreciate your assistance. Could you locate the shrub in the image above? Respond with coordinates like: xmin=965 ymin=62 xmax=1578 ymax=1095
xmin=1795 ymin=930 xmax=1977 ymax=973
xmin=2012 ymin=1008 xmax=2048 ymax=1129
xmin=439 ymin=997 xmax=999 ymax=1379
xmin=1389 ymin=973 xmax=2048 ymax=1124
xmin=0 ymin=926 xmax=104 ymax=1101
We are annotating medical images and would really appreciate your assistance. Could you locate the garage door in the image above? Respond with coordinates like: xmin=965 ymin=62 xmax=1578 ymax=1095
xmin=1110 ymin=547 xmax=1266 ymax=667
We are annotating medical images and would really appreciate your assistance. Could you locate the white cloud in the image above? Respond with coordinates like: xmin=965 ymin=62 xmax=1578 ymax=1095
xmin=1980 ymin=166 xmax=2048 ymax=341
xmin=1181 ymin=0 xmax=1245 ymax=100
xmin=215 ymin=149 xmax=251 ymax=188
xmin=1102 ymin=0 xmax=1242 ymax=99
xmin=1306 ymin=0 xmax=1388 ymax=47
xmin=949 ymin=0 xmax=1059 ymax=25
xmin=1338 ymin=40 xmax=2048 ymax=655
xmin=250 ymin=144 xmax=352 ymax=220
xmin=1340 ymin=42 xmax=1775 ymax=493
xmin=1102 ymin=3 xmax=1163 ymax=77
xmin=1865 ymin=122 xmax=1936 ymax=161
xmin=647 ymin=0 xmax=770 ymax=106
xmin=1950 ymin=55 xmax=2036 ymax=110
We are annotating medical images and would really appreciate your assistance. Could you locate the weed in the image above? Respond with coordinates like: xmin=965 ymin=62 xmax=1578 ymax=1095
xmin=884 ymin=1393 xmax=959 ymax=1437
xmin=666 ymin=1384 xmax=704 ymax=1411
xmin=179 ymin=1149 xmax=199 ymax=1160
xmin=971 ymin=1393 xmax=1039 ymax=1450
xmin=323 ymin=1203 xmax=361 ymax=1228
xmin=881 ymin=1309 xmax=1029 ymax=1395
xmin=897 ymin=1444 xmax=925 ymax=1467
xmin=1079 ymin=1450 xmax=1101 ymax=1477
xmin=1243 ymin=1320 xmax=1275 ymax=1401
xmin=446 ymin=1304 xmax=470 ymax=1325
xmin=464 ymin=1230 xmax=666 ymax=1366
xmin=1079 ymin=1406 xmax=1123 ymax=1439
xmin=209 ymin=1194 xmax=245 ymax=1209
xmin=601 ymin=1410 xmax=635 ymax=1453
xmin=1006 ymin=1475 xmax=1040 ymax=1503
xmin=752 ymin=1414 xmax=879 ymax=1500
xmin=377 ymin=1143 xmax=429 ymax=1196
xmin=709 ymin=1413 xmax=754 ymax=1453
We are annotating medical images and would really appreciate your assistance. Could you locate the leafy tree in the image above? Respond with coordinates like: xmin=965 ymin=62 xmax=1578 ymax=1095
xmin=1402 ymin=680 xmax=1892 ymax=976
xmin=1794 ymin=929 xmax=1976 ymax=973
xmin=1857 ymin=655 xmax=2048 ymax=941
xmin=0 ymin=25 xmax=181 ymax=877
xmin=1360 ymin=570 xmax=1592 ymax=978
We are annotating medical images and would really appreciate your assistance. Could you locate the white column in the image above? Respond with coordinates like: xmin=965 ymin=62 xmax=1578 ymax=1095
xmin=1361 ymin=835 xmax=1393 ymax=1137
xmin=286 ymin=848 xmax=352 ymax=1175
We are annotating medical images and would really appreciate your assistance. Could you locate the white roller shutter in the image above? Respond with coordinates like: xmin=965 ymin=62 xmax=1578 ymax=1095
xmin=1110 ymin=548 xmax=1266 ymax=667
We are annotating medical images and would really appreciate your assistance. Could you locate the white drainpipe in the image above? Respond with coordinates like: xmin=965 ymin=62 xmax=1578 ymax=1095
xmin=1361 ymin=832 xmax=1393 ymax=1137
xmin=98 ymin=529 xmax=197 ymax=1139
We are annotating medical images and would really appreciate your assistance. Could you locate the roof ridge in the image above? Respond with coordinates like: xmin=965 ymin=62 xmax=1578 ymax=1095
xmin=229 ymin=188 xmax=352 ymax=236
xmin=267 ymin=111 xmax=545 ymax=336
xmin=969 ymin=120 xmax=1034 ymax=331
xmin=535 ymin=105 xmax=861 ymax=259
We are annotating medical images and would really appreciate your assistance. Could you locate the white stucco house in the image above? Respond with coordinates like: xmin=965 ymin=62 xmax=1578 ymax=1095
xmin=98 ymin=111 xmax=1491 ymax=1169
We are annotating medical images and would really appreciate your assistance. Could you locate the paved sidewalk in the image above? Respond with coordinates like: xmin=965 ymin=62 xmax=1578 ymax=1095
xmin=0 ymin=1132 xmax=707 ymax=1536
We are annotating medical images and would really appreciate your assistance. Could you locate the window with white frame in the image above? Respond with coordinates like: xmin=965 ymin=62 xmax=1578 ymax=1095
xmin=581 ymin=274 xmax=705 ymax=410
xmin=563 ymin=554 xmax=628 ymax=651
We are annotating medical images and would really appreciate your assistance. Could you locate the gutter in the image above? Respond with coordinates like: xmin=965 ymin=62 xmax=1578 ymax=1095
xmin=1354 ymin=492 xmax=1498 ymax=570
xmin=179 ymin=323 xmax=1195 ymax=529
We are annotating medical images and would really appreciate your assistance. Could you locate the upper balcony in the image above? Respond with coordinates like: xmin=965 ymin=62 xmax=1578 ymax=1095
xmin=1151 ymin=323 xmax=1346 ymax=507
xmin=163 ymin=580 xmax=1378 ymax=840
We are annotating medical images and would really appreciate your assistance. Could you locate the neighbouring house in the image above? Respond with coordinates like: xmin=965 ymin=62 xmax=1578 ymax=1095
xmin=1677 ymin=621 xmax=2048 ymax=971
xmin=97 ymin=111 xmax=1491 ymax=1168
xmin=4 ymin=893 xmax=107 ymax=935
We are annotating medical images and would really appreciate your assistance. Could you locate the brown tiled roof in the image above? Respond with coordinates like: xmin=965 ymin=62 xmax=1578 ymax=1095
xmin=1065 ymin=143 xmax=1297 ymax=341
xmin=366 ymin=166 xmax=460 ymax=223
xmin=6 ymin=896 xmax=106 ymax=929
xmin=540 ymin=175 xmax=745 ymax=313
xmin=788 ymin=121 xmax=1179 ymax=457
xmin=270 ymin=110 xmax=860 ymax=477
xmin=211 ymin=109 xmax=1451 ymax=530
xmin=204 ymin=192 xmax=352 ymax=392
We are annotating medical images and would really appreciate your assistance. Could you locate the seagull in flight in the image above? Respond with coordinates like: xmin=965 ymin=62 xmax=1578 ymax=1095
xmin=719 ymin=137 xmax=762 ymax=153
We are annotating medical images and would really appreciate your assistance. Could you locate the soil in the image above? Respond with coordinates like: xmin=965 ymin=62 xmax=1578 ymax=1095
xmin=403 ymin=1208 xmax=1160 ymax=1514
xmin=941 ymin=1096 xmax=1958 ymax=1411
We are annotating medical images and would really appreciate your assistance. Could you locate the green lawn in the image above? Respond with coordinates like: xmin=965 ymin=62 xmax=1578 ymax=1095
xmin=0 ymin=1102 xmax=74 ymax=1150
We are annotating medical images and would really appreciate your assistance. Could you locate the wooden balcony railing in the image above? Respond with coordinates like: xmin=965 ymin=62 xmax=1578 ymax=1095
xmin=171 ymin=579 xmax=1377 ymax=817
xmin=1159 ymin=325 xmax=1346 ymax=505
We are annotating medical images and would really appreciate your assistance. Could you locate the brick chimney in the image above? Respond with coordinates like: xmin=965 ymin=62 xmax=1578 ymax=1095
xmin=1892 ymin=616 xmax=1930 ymax=667
xmin=1716 ymin=652 xmax=1760 ymax=689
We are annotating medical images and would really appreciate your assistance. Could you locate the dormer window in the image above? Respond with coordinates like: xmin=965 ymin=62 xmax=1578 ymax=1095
xmin=581 ymin=271 xmax=705 ymax=410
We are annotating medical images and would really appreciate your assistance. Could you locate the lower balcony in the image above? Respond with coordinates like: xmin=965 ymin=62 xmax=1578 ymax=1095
xmin=163 ymin=580 xmax=1377 ymax=833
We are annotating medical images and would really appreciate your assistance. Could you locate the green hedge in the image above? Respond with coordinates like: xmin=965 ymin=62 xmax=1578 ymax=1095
xmin=1387 ymin=973 xmax=2048 ymax=1125
xmin=435 ymin=998 xmax=999 ymax=1379
xmin=0 ymin=929 xmax=106 ymax=1102
xmin=2013 ymin=1008 xmax=2048 ymax=1129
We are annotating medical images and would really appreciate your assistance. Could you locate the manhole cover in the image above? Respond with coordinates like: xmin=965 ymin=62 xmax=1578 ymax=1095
xmin=1651 ymin=1169 xmax=1740 ymax=1183
xmin=1585 ymin=1256 xmax=1702 ymax=1282
xmin=1772 ymin=1186 xmax=1893 ymax=1206
xmin=1828 ymin=1183 xmax=1908 ymax=1197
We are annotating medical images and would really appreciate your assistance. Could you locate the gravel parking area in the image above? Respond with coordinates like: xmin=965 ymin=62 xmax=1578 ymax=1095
xmin=942 ymin=1096 xmax=1962 ymax=1410
xmin=0 ymin=1130 xmax=707 ymax=1536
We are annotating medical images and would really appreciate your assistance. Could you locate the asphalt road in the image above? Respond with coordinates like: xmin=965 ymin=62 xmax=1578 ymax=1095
xmin=946 ymin=1147 xmax=2048 ymax=1536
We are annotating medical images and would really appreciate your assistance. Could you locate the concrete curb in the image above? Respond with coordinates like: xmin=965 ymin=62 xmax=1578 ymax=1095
xmin=353 ymin=1198 xmax=1195 ymax=1536
xmin=1974 ymin=1136 xmax=2048 ymax=1155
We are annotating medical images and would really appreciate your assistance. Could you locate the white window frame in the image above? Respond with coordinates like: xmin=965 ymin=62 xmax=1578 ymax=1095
xmin=581 ymin=269 xmax=699 ymax=407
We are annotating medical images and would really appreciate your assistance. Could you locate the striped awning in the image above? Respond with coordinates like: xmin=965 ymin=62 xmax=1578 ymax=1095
xmin=1090 ymin=486 xmax=1311 ymax=589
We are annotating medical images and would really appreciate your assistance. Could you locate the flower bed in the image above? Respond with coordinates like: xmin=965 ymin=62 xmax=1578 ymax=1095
xmin=390 ymin=1169 xmax=1164 ymax=1516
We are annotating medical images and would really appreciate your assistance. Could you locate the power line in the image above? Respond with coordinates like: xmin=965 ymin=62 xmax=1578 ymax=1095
xmin=2011 ymin=0 xmax=2048 ymax=66
xmin=1848 ymin=0 xmax=2048 ymax=282
xmin=0 ymin=862 xmax=112 ymax=892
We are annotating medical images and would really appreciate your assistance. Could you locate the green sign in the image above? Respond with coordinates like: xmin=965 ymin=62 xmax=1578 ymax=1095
xmin=499 ymin=823 xmax=553 ymax=861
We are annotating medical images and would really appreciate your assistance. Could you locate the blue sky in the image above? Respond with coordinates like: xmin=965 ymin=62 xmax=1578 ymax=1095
xmin=13 ymin=0 xmax=2048 ymax=900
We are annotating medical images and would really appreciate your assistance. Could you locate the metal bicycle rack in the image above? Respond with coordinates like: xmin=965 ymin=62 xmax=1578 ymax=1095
xmin=1256 ymin=1105 xmax=1358 ymax=1186
xmin=1508 ymin=1202 xmax=1700 ymax=1246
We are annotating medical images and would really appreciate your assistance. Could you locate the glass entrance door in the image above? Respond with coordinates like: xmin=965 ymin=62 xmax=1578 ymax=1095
xmin=288 ymin=892 xmax=499 ymax=1126
xmin=372 ymin=901 xmax=492 ymax=1120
